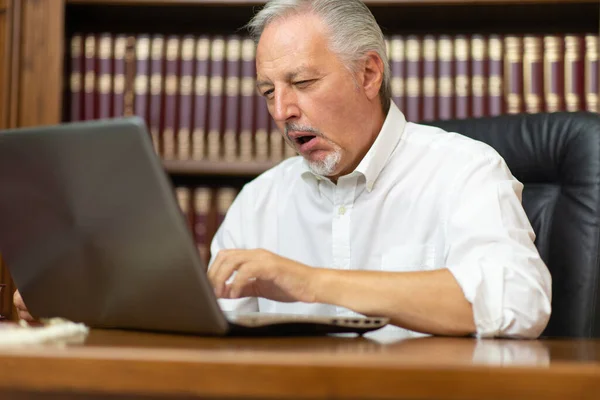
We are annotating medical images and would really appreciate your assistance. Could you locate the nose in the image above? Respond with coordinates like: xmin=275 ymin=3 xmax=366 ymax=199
xmin=269 ymin=87 xmax=300 ymax=123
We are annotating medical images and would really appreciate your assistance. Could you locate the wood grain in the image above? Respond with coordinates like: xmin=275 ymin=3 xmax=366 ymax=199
xmin=16 ymin=0 xmax=64 ymax=127
xmin=0 ymin=332 xmax=600 ymax=399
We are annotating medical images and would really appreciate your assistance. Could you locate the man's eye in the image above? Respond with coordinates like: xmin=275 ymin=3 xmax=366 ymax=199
xmin=263 ymin=89 xmax=274 ymax=97
xmin=295 ymin=79 xmax=315 ymax=88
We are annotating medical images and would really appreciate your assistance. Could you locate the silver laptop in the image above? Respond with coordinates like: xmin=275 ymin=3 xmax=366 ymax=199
xmin=0 ymin=118 xmax=388 ymax=336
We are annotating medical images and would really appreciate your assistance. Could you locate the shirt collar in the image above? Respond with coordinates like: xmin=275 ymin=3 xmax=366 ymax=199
xmin=300 ymin=102 xmax=407 ymax=191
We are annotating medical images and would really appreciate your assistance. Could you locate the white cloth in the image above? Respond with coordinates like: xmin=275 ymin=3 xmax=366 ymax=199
xmin=211 ymin=102 xmax=552 ymax=339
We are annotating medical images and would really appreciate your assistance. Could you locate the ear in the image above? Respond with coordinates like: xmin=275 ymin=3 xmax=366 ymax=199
xmin=360 ymin=51 xmax=384 ymax=101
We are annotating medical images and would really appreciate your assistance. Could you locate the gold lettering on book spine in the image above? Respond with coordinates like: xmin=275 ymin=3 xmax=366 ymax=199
xmin=181 ymin=38 xmax=194 ymax=61
xmin=227 ymin=39 xmax=241 ymax=61
xmin=136 ymin=37 xmax=150 ymax=60
xmin=585 ymin=35 xmax=598 ymax=112
xmin=211 ymin=39 xmax=225 ymax=62
xmin=166 ymin=38 xmax=179 ymax=61
xmin=565 ymin=36 xmax=580 ymax=111
xmin=241 ymin=39 xmax=255 ymax=62
xmin=197 ymin=38 xmax=210 ymax=61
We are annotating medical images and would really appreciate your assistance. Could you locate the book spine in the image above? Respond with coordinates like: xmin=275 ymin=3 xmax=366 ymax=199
xmin=421 ymin=35 xmax=436 ymax=122
xmin=97 ymin=33 xmax=113 ymax=119
xmin=162 ymin=35 xmax=180 ymax=161
xmin=112 ymin=35 xmax=127 ymax=118
xmin=194 ymin=187 xmax=212 ymax=268
xmin=224 ymin=35 xmax=242 ymax=161
xmin=405 ymin=35 xmax=422 ymax=122
xmin=504 ymin=35 xmax=523 ymax=114
xmin=208 ymin=36 xmax=226 ymax=160
xmin=83 ymin=34 xmax=96 ymax=120
xmin=389 ymin=35 xmax=405 ymax=111
xmin=177 ymin=35 xmax=195 ymax=161
xmin=175 ymin=186 xmax=193 ymax=232
xmin=134 ymin=34 xmax=151 ymax=138
xmin=149 ymin=35 xmax=164 ymax=156
xmin=437 ymin=35 xmax=453 ymax=120
xmin=123 ymin=36 xmax=137 ymax=116
xmin=255 ymin=93 xmax=270 ymax=162
xmin=543 ymin=35 xmax=564 ymax=112
xmin=270 ymin=117 xmax=283 ymax=162
xmin=470 ymin=35 xmax=487 ymax=117
xmin=239 ymin=38 xmax=256 ymax=162
xmin=192 ymin=36 xmax=211 ymax=161
xmin=565 ymin=35 xmax=585 ymax=112
xmin=488 ymin=35 xmax=504 ymax=116
xmin=69 ymin=34 xmax=83 ymax=122
xmin=454 ymin=35 xmax=470 ymax=119
xmin=523 ymin=35 xmax=544 ymax=113
xmin=585 ymin=34 xmax=599 ymax=113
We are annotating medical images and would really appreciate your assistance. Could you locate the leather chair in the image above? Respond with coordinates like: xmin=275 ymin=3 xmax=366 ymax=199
xmin=429 ymin=112 xmax=600 ymax=338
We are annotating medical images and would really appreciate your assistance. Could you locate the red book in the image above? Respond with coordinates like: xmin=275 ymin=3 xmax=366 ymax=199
xmin=83 ymin=34 xmax=96 ymax=121
xmin=565 ymin=35 xmax=585 ymax=112
xmin=69 ymin=34 xmax=83 ymax=122
xmin=421 ymin=35 xmax=436 ymax=122
xmin=148 ymin=35 xmax=164 ymax=156
xmin=194 ymin=187 xmax=213 ymax=268
xmin=405 ymin=35 xmax=422 ymax=122
xmin=488 ymin=35 xmax=504 ymax=116
xmin=504 ymin=36 xmax=523 ymax=114
xmin=177 ymin=35 xmax=195 ymax=161
xmin=523 ymin=35 xmax=544 ymax=113
xmin=134 ymin=35 xmax=151 ymax=139
xmin=470 ymin=35 xmax=488 ymax=118
xmin=585 ymin=34 xmax=599 ymax=113
xmin=437 ymin=35 xmax=453 ymax=120
xmin=208 ymin=35 xmax=226 ymax=160
xmin=112 ymin=35 xmax=127 ymax=118
xmin=454 ymin=35 xmax=470 ymax=119
xmin=255 ymin=93 xmax=270 ymax=162
xmin=543 ymin=35 xmax=564 ymax=112
xmin=239 ymin=38 xmax=256 ymax=162
xmin=175 ymin=186 xmax=193 ymax=232
xmin=224 ymin=35 xmax=242 ymax=161
xmin=192 ymin=35 xmax=211 ymax=161
xmin=162 ymin=35 xmax=181 ymax=160
xmin=97 ymin=33 xmax=113 ymax=119
xmin=389 ymin=35 xmax=405 ymax=111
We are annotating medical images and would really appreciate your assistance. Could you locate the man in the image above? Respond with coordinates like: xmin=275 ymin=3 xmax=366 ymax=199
xmin=17 ymin=0 xmax=552 ymax=338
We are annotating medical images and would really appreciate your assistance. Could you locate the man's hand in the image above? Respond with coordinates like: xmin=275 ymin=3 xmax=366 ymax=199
xmin=208 ymin=249 xmax=319 ymax=303
xmin=13 ymin=290 xmax=35 ymax=322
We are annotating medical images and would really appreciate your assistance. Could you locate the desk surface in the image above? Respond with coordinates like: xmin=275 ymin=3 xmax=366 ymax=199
xmin=0 ymin=328 xmax=599 ymax=399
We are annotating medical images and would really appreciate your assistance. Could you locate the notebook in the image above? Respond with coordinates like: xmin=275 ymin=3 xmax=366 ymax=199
xmin=0 ymin=118 xmax=388 ymax=336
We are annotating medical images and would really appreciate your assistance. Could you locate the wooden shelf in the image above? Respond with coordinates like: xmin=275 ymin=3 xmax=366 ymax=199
xmin=163 ymin=160 xmax=278 ymax=177
xmin=65 ymin=0 xmax=599 ymax=5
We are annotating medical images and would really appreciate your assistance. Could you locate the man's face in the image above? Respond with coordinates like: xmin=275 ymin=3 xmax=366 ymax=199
xmin=256 ymin=13 xmax=377 ymax=179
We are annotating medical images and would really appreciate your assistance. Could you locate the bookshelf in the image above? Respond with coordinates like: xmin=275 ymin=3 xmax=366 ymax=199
xmin=0 ymin=0 xmax=598 ymax=319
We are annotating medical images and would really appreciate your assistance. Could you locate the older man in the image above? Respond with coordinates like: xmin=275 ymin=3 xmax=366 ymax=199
xmin=206 ymin=0 xmax=551 ymax=338
xmin=17 ymin=0 xmax=551 ymax=338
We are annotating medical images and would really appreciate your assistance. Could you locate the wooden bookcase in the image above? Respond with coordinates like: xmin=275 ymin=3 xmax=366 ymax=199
xmin=0 ymin=0 xmax=598 ymax=319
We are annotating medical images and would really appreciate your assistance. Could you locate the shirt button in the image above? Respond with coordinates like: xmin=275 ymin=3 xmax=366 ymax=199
xmin=338 ymin=205 xmax=347 ymax=215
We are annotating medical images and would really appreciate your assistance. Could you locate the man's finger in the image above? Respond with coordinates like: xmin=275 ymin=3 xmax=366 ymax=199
xmin=210 ymin=252 xmax=245 ymax=297
xmin=227 ymin=262 xmax=261 ymax=298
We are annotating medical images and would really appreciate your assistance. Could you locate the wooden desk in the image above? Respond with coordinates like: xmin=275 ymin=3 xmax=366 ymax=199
xmin=0 ymin=329 xmax=599 ymax=399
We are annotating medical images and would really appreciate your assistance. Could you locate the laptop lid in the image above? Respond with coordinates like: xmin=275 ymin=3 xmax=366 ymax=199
xmin=0 ymin=117 xmax=230 ymax=335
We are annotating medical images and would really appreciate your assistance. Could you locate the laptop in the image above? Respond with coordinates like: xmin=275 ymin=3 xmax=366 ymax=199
xmin=0 ymin=117 xmax=388 ymax=336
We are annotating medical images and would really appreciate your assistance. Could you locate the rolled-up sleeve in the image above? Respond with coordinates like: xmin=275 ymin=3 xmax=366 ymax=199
xmin=445 ymin=154 xmax=552 ymax=338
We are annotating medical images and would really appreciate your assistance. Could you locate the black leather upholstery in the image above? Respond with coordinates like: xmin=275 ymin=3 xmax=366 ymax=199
xmin=429 ymin=112 xmax=600 ymax=338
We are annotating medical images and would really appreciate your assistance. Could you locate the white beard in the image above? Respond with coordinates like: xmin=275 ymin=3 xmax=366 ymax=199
xmin=307 ymin=147 xmax=342 ymax=176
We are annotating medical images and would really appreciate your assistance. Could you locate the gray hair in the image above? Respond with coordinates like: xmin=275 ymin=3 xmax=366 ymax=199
xmin=246 ymin=0 xmax=391 ymax=113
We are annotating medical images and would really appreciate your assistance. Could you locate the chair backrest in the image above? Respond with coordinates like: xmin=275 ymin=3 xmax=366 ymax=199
xmin=429 ymin=112 xmax=600 ymax=338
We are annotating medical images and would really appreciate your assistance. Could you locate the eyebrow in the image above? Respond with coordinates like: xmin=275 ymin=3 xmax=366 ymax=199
xmin=256 ymin=66 xmax=320 ymax=91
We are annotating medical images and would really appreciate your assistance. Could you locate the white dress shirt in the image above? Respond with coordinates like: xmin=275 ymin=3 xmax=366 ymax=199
xmin=211 ymin=102 xmax=552 ymax=339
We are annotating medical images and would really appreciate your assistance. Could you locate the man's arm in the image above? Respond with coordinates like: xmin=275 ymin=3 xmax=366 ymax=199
xmin=314 ymin=268 xmax=475 ymax=336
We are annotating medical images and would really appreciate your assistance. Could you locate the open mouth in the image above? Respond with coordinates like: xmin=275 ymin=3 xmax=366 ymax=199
xmin=295 ymin=134 xmax=316 ymax=145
